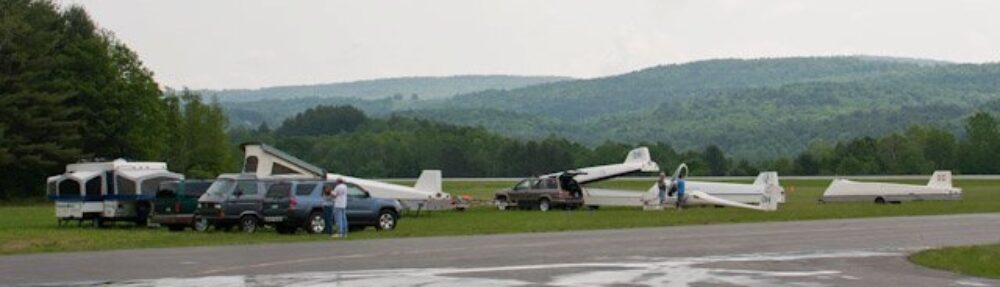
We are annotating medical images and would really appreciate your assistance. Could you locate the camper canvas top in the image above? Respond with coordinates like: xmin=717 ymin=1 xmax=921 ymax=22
xmin=66 ymin=159 xmax=168 ymax=173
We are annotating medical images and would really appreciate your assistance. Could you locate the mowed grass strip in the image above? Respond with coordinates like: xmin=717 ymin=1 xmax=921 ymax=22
xmin=1 ymin=179 xmax=999 ymax=255
xmin=910 ymin=243 xmax=1000 ymax=279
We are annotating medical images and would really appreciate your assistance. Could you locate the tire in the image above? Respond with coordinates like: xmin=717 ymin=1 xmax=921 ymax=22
xmin=193 ymin=217 xmax=210 ymax=232
xmin=875 ymin=197 xmax=886 ymax=205
xmin=167 ymin=225 xmax=185 ymax=232
xmin=376 ymin=210 xmax=398 ymax=231
xmin=305 ymin=211 xmax=325 ymax=234
xmin=538 ymin=198 xmax=551 ymax=212
xmin=240 ymin=215 xmax=259 ymax=233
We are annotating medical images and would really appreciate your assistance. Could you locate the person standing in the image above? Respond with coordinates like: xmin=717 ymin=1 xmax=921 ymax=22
xmin=675 ymin=174 xmax=687 ymax=209
xmin=322 ymin=184 xmax=335 ymax=236
xmin=332 ymin=178 xmax=349 ymax=238
xmin=656 ymin=172 xmax=668 ymax=205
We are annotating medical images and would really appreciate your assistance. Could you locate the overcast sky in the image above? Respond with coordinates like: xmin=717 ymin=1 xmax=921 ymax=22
xmin=61 ymin=0 xmax=1000 ymax=90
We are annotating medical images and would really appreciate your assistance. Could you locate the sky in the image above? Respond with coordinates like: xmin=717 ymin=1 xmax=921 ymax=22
xmin=61 ymin=0 xmax=1000 ymax=90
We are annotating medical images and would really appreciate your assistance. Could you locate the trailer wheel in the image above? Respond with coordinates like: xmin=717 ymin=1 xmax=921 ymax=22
xmin=240 ymin=215 xmax=259 ymax=233
xmin=874 ymin=197 xmax=886 ymax=204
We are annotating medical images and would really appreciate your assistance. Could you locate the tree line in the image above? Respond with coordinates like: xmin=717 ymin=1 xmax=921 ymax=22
xmin=0 ymin=1 xmax=232 ymax=199
xmin=233 ymin=105 xmax=1000 ymax=179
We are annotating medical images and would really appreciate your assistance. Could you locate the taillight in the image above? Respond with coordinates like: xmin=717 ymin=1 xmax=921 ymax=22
xmin=175 ymin=202 xmax=181 ymax=212
xmin=289 ymin=197 xmax=297 ymax=209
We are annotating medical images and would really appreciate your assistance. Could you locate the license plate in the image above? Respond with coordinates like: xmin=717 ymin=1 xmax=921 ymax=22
xmin=264 ymin=216 xmax=284 ymax=222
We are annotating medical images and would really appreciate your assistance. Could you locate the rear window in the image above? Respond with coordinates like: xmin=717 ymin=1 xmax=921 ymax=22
xmin=295 ymin=183 xmax=317 ymax=196
xmin=142 ymin=176 xmax=178 ymax=195
xmin=183 ymin=182 xmax=212 ymax=197
xmin=266 ymin=182 xmax=292 ymax=198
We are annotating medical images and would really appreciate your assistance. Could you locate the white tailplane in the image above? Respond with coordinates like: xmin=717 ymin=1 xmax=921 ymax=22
xmin=928 ymin=170 xmax=953 ymax=188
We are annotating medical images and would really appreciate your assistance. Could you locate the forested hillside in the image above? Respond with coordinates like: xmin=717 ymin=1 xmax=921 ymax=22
xmin=222 ymin=56 xmax=1000 ymax=159
xmin=0 ymin=1 xmax=233 ymax=199
xmin=235 ymin=105 xmax=1000 ymax=178
xmin=207 ymin=75 xmax=570 ymax=102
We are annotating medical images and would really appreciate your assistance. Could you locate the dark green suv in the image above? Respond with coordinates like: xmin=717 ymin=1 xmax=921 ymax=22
xmin=153 ymin=180 xmax=212 ymax=231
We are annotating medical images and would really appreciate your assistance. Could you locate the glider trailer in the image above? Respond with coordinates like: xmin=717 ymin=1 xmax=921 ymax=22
xmin=820 ymin=171 xmax=961 ymax=204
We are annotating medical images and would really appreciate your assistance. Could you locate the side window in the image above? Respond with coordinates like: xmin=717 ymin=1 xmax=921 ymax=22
xmin=544 ymin=178 xmax=558 ymax=189
xmin=266 ymin=183 xmax=292 ymax=199
xmin=244 ymin=156 xmax=258 ymax=173
xmin=117 ymin=177 xmax=137 ymax=195
xmin=271 ymin=163 xmax=297 ymax=175
xmin=514 ymin=180 xmax=532 ymax=190
xmin=59 ymin=180 xmax=80 ymax=196
xmin=234 ymin=180 xmax=259 ymax=196
xmin=85 ymin=177 xmax=102 ymax=196
xmin=346 ymin=184 xmax=368 ymax=198
xmin=295 ymin=183 xmax=317 ymax=196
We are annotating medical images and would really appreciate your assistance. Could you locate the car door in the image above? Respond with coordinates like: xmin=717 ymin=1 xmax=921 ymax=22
xmin=509 ymin=179 xmax=535 ymax=203
xmin=345 ymin=184 xmax=375 ymax=223
xmin=227 ymin=180 xmax=260 ymax=218
xmin=262 ymin=182 xmax=292 ymax=223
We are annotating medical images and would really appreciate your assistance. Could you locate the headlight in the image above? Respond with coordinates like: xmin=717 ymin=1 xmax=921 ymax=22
xmin=214 ymin=204 xmax=222 ymax=209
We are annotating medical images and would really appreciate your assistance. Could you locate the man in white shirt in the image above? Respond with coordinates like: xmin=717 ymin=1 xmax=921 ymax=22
xmin=332 ymin=178 xmax=349 ymax=238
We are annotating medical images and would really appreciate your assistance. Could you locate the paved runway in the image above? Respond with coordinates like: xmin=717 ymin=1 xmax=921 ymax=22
xmin=3 ymin=213 xmax=1000 ymax=286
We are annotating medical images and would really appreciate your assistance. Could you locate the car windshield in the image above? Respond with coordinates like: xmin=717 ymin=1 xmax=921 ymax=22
xmin=205 ymin=179 xmax=235 ymax=196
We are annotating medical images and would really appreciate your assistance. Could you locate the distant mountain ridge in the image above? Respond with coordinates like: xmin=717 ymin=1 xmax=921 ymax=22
xmin=221 ymin=56 xmax=1000 ymax=160
xmin=204 ymin=75 xmax=572 ymax=102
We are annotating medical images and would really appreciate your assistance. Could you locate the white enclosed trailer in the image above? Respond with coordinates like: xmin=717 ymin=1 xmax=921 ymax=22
xmin=820 ymin=171 xmax=961 ymax=204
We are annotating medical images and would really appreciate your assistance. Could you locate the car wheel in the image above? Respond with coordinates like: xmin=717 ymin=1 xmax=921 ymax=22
xmin=305 ymin=211 xmax=325 ymax=234
xmin=240 ymin=215 xmax=259 ymax=233
xmin=538 ymin=198 xmax=551 ymax=212
xmin=376 ymin=210 xmax=397 ymax=231
xmin=193 ymin=217 xmax=209 ymax=232
xmin=167 ymin=225 xmax=185 ymax=232
xmin=875 ymin=197 xmax=886 ymax=205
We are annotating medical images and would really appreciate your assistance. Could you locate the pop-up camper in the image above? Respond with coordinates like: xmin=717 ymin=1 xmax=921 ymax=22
xmin=821 ymin=171 xmax=962 ymax=204
xmin=47 ymin=159 xmax=183 ymax=227
xmin=237 ymin=143 xmax=453 ymax=210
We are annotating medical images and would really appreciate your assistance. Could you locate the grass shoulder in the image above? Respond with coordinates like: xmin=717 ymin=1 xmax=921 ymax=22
xmin=910 ymin=243 xmax=1000 ymax=279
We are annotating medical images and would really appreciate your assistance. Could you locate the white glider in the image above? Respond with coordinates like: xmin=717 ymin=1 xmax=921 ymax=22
xmin=584 ymin=164 xmax=784 ymax=212
xmin=820 ymin=171 xmax=961 ymax=204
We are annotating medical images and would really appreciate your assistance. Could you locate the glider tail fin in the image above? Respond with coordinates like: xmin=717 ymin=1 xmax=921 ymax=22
xmin=753 ymin=172 xmax=780 ymax=186
xmin=624 ymin=147 xmax=660 ymax=172
xmin=928 ymin=170 xmax=953 ymax=188
xmin=414 ymin=170 xmax=445 ymax=197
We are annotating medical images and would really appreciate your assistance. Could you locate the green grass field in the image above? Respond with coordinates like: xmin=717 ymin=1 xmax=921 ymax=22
xmin=1 ymin=179 xmax=998 ymax=255
xmin=910 ymin=243 xmax=1000 ymax=279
